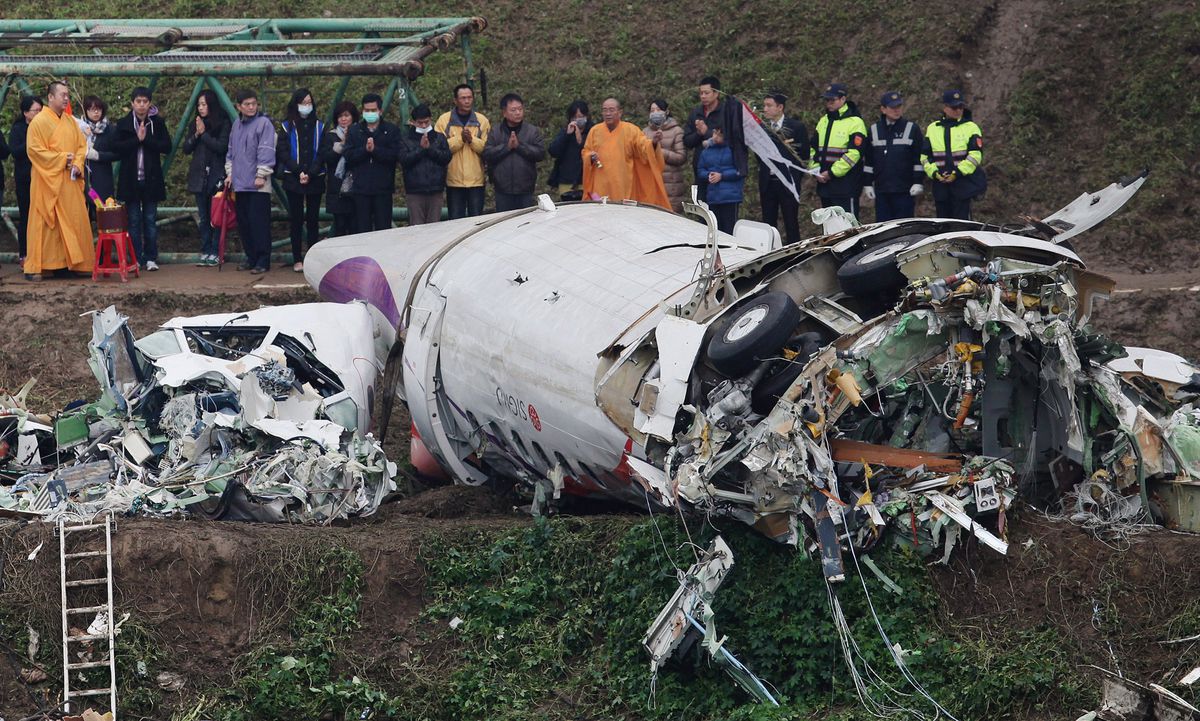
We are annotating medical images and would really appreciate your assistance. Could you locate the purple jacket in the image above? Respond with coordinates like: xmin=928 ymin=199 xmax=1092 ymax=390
xmin=224 ymin=112 xmax=275 ymax=192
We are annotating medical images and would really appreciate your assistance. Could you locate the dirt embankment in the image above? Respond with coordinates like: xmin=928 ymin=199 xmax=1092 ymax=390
xmin=934 ymin=516 xmax=1200 ymax=688
xmin=0 ymin=485 xmax=528 ymax=718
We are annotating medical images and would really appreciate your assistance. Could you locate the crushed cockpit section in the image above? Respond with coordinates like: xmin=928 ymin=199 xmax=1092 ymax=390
xmin=0 ymin=303 xmax=395 ymax=523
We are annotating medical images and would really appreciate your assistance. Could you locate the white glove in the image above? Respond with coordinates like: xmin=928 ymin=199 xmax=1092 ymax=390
xmin=333 ymin=141 xmax=344 ymax=154
xmin=86 ymin=148 xmax=99 ymax=161
xmin=909 ymin=183 xmax=924 ymax=197
xmin=863 ymin=186 xmax=875 ymax=201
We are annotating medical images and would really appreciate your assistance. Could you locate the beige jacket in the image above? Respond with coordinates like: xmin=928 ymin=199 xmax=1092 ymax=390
xmin=644 ymin=118 xmax=686 ymax=211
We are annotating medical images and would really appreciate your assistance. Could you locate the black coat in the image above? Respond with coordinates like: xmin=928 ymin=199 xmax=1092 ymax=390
xmin=85 ymin=122 xmax=119 ymax=201
xmin=112 ymin=112 xmax=171 ymax=202
xmin=0 ymin=128 xmax=8 ymax=193
xmin=481 ymin=121 xmax=546 ymax=195
xmin=398 ymin=127 xmax=451 ymax=195
xmin=8 ymin=119 xmax=31 ymax=189
xmin=758 ymin=116 xmax=810 ymax=190
xmin=343 ymin=120 xmax=401 ymax=195
xmin=181 ymin=115 xmax=230 ymax=195
xmin=276 ymin=115 xmax=326 ymax=195
xmin=683 ymin=101 xmax=725 ymax=173
xmin=547 ymin=121 xmax=592 ymax=187
xmin=319 ymin=128 xmax=354 ymax=213
xmin=863 ymin=117 xmax=925 ymax=194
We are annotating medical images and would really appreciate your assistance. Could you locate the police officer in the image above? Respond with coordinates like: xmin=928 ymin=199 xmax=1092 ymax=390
xmin=920 ymin=89 xmax=986 ymax=220
xmin=863 ymin=91 xmax=925 ymax=222
xmin=809 ymin=82 xmax=868 ymax=218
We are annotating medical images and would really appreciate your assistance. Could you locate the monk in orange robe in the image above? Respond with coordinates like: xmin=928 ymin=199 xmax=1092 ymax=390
xmin=581 ymin=97 xmax=671 ymax=210
xmin=25 ymin=80 xmax=93 ymax=280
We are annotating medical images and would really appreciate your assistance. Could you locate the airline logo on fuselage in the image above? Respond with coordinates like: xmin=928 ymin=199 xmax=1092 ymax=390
xmin=496 ymin=387 xmax=542 ymax=432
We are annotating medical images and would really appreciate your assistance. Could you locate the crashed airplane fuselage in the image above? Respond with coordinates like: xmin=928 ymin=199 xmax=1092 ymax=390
xmin=305 ymin=171 xmax=1198 ymax=578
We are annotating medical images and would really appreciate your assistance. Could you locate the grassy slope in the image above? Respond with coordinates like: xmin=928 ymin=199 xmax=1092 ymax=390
xmin=1 ymin=0 xmax=1196 ymax=270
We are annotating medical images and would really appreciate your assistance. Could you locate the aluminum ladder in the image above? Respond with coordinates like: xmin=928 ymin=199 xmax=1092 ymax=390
xmin=58 ymin=513 xmax=118 ymax=717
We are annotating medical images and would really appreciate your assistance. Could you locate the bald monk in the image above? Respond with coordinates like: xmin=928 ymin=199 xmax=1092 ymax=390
xmin=25 ymin=80 xmax=92 ymax=281
xmin=581 ymin=97 xmax=671 ymax=210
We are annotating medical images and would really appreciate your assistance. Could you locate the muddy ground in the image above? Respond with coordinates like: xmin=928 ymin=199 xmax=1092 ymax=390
xmin=0 ymin=251 xmax=1198 ymax=718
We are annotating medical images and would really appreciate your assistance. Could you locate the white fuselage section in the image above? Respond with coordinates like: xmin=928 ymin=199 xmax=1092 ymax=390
xmin=305 ymin=203 xmax=764 ymax=497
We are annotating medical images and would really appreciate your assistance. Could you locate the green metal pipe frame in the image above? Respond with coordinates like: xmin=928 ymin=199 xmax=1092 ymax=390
xmin=0 ymin=18 xmax=479 ymax=32
xmin=0 ymin=60 xmax=424 ymax=78
xmin=160 ymin=77 xmax=206 ymax=177
xmin=0 ymin=18 xmax=484 ymax=77
xmin=0 ymin=17 xmax=476 ymax=246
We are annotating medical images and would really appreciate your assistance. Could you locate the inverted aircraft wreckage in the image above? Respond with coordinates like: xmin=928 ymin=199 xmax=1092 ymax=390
xmin=5 ymin=169 xmax=1200 ymax=715
xmin=0 ymin=303 xmax=395 ymax=523
xmin=303 ymin=168 xmax=1200 ymax=712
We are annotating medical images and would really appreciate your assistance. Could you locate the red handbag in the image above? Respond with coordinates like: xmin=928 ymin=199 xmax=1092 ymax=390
xmin=210 ymin=191 xmax=237 ymax=232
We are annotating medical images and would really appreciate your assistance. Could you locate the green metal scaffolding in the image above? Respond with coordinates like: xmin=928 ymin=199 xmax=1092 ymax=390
xmin=0 ymin=17 xmax=486 ymax=260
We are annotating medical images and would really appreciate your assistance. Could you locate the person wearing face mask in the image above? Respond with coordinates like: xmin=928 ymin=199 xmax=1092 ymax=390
xmin=920 ymin=89 xmax=986 ymax=220
xmin=398 ymin=103 xmax=451 ymax=225
xmin=276 ymin=88 xmax=326 ymax=272
xmin=113 ymin=86 xmax=171 ymax=270
xmin=547 ymin=100 xmax=591 ymax=201
xmin=182 ymin=89 xmax=230 ymax=266
xmin=80 ymin=96 xmax=118 ymax=207
xmin=9 ymin=96 xmax=42 ymax=267
xmin=482 ymin=93 xmax=546 ymax=212
xmin=643 ymin=98 xmax=686 ymax=212
xmin=344 ymin=93 xmax=401 ymax=232
xmin=319 ymin=101 xmax=359 ymax=236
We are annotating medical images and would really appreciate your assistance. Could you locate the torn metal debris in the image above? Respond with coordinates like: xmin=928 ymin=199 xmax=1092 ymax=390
xmin=0 ymin=303 xmax=395 ymax=523
xmin=300 ymin=170 xmax=1200 ymax=704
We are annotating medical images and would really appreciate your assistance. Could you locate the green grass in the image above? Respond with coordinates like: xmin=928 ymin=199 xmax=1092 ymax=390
xmin=0 ymin=518 xmax=1096 ymax=720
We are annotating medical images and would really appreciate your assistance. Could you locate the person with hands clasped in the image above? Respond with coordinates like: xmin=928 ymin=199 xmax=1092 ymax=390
xmin=344 ymin=93 xmax=401 ymax=232
xmin=182 ymin=89 xmax=230 ymax=266
xmin=276 ymin=88 xmax=325 ymax=271
xmin=399 ymin=103 xmax=451 ymax=225
xmin=921 ymin=89 xmax=986 ymax=220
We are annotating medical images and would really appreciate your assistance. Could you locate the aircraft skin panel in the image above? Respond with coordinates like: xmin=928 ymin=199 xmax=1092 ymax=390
xmin=307 ymin=203 xmax=765 ymax=330
xmin=308 ymin=203 xmax=766 ymax=496
xmin=434 ymin=240 xmax=630 ymax=478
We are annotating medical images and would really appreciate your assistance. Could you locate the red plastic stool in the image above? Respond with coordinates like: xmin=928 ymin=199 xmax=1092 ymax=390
xmin=92 ymin=230 xmax=140 ymax=282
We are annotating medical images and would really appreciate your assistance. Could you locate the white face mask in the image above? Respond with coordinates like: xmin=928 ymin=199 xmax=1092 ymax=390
xmin=297 ymin=104 xmax=313 ymax=118
xmin=415 ymin=126 xmax=432 ymax=134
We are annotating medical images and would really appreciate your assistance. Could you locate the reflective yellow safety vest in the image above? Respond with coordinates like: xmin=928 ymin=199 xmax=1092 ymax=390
xmin=921 ymin=115 xmax=983 ymax=179
xmin=810 ymin=104 xmax=868 ymax=179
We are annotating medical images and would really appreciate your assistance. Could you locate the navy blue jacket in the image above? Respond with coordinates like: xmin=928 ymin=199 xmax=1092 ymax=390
xmin=697 ymin=143 xmax=744 ymax=205
xmin=863 ymin=117 xmax=925 ymax=193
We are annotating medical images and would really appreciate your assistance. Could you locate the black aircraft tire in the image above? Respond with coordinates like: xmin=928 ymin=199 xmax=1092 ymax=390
xmin=706 ymin=291 xmax=802 ymax=378
xmin=837 ymin=239 xmax=914 ymax=297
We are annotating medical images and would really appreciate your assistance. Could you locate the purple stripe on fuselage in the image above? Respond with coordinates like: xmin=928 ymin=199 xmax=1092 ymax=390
xmin=317 ymin=256 xmax=401 ymax=328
